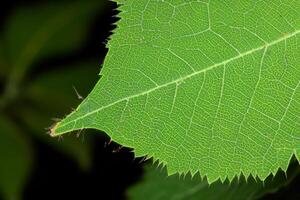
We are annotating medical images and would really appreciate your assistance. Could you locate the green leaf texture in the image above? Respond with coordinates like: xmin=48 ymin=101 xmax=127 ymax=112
xmin=53 ymin=0 xmax=300 ymax=182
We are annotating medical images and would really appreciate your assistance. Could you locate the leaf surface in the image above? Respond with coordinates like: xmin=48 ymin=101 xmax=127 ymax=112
xmin=54 ymin=0 xmax=300 ymax=182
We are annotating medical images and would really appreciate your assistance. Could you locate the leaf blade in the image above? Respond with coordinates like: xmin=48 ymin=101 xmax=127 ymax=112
xmin=54 ymin=0 xmax=300 ymax=182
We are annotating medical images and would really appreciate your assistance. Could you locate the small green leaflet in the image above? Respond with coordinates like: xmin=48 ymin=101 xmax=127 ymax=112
xmin=53 ymin=0 xmax=300 ymax=183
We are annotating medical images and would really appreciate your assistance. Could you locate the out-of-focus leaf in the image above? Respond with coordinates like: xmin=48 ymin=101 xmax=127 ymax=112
xmin=0 ymin=115 xmax=32 ymax=200
xmin=0 ymin=39 xmax=8 ymax=78
xmin=3 ymin=0 xmax=105 ymax=82
xmin=17 ymin=63 xmax=99 ymax=169
xmin=25 ymin=61 xmax=98 ymax=113
xmin=20 ymin=107 xmax=92 ymax=170
xmin=128 ymin=164 xmax=299 ymax=200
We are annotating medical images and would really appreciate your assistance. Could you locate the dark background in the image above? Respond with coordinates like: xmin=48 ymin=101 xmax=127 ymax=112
xmin=0 ymin=1 xmax=300 ymax=200
xmin=0 ymin=1 xmax=144 ymax=199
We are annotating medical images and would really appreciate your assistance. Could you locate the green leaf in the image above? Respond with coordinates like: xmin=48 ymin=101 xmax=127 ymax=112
xmin=0 ymin=116 xmax=32 ymax=200
xmin=53 ymin=0 xmax=300 ymax=182
xmin=128 ymin=163 xmax=299 ymax=200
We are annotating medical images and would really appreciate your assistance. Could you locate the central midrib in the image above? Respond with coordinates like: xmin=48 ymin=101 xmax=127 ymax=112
xmin=57 ymin=29 xmax=300 ymax=132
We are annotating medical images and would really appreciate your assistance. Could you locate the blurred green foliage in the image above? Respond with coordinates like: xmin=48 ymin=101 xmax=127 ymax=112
xmin=0 ymin=1 xmax=105 ymax=199
xmin=128 ymin=163 xmax=300 ymax=200
xmin=0 ymin=116 xmax=31 ymax=200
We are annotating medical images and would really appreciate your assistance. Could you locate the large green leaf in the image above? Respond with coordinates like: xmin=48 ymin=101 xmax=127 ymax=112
xmin=0 ymin=116 xmax=32 ymax=200
xmin=128 ymin=163 xmax=299 ymax=200
xmin=53 ymin=0 xmax=300 ymax=182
